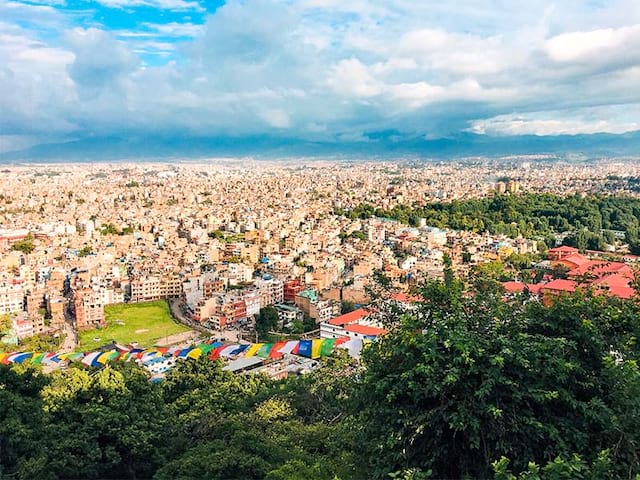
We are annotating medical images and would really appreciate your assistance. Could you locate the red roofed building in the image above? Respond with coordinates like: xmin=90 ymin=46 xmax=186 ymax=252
xmin=320 ymin=308 xmax=387 ymax=340
xmin=343 ymin=324 xmax=388 ymax=339
xmin=557 ymin=253 xmax=590 ymax=269
xmin=327 ymin=308 xmax=369 ymax=326
xmin=502 ymin=281 xmax=526 ymax=294
xmin=541 ymin=279 xmax=577 ymax=306
xmin=607 ymin=286 xmax=635 ymax=299
xmin=542 ymin=247 xmax=638 ymax=302
xmin=526 ymin=283 xmax=544 ymax=295
xmin=592 ymin=274 xmax=631 ymax=289
xmin=568 ymin=261 xmax=633 ymax=280
xmin=547 ymin=246 xmax=579 ymax=261
xmin=389 ymin=292 xmax=422 ymax=304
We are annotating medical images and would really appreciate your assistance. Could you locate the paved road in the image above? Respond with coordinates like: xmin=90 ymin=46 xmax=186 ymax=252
xmin=59 ymin=322 xmax=76 ymax=353
xmin=60 ymin=300 xmax=77 ymax=353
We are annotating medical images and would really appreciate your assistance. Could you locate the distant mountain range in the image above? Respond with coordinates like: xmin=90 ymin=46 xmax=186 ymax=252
xmin=1 ymin=131 xmax=639 ymax=162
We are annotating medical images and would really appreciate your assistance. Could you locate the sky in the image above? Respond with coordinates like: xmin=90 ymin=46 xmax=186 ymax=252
xmin=1 ymin=0 xmax=640 ymax=154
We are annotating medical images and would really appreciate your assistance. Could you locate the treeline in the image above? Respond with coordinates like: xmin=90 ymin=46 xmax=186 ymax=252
xmin=335 ymin=193 xmax=640 ymax=251
xmin=2 ymin=284 xmax=640 ymax=479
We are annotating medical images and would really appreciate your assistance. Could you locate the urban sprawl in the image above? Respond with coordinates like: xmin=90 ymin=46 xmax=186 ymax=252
xmin=2 ymin=158 xmax=640 ymax=377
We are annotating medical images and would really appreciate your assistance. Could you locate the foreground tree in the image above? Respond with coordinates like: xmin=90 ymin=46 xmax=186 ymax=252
xmin=354 ymin=283 xmax=640 ymax=479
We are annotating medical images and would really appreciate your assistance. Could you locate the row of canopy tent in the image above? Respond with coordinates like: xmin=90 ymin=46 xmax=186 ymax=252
xmin=0 ymin=337 xmax=365 ymax=368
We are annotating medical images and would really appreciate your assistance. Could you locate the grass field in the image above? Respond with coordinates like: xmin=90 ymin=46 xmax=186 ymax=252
xmin=78 ymin=300 xmax=190 ymax=350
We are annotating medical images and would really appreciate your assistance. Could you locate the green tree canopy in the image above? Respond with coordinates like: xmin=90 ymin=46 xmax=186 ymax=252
xmin=354 ymin=283 xmax=640 ymax=479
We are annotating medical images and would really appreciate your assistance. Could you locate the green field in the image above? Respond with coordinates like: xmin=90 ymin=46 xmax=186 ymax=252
xmin=78 ymin=300 xmax=190 ymax=350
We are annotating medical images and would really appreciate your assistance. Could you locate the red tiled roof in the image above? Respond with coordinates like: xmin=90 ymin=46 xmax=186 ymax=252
xmin=592 ymin=274 xmax=631 ymax=288
xmin=607 ymin=286 xmax=635 ymax=299
xmin=569 ymin=261 xmax=633 ymax=278
xmin=328 ymin=308 xmax=369 ymax=326
xmin=390 ymin=292 xmax=422 ymax=303
xmin=502 ymin=281 xmax=525 ymax=293
xmin=526 ymin=283 xmax=544 ymax=294
xmin=542 ymin=279 xmax=577 ymax=293
xmin=562 ymin=254 xmax=590 ymax=266
xmin=344 ymin=324 xmax=388 ymax=336
xmin=548 ymin=246 xmax=579 ymax=253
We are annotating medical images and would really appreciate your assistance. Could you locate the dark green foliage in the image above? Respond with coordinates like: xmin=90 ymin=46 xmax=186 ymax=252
xmin=337 ymin=193 xmax=640 ymax=245
xmin=1 ymin=286 xmax=640 ymax=479
xmin=11 ymin=234 xmax=35 ymax=254
xmin=100 ymin=224 xmax=133 ymax=236
xmin=256 ymin=305 xmax=280 ymax=340
xmin=354 ymin=283 xmax=640 ymax=479
xmin=341 ymin=300 xmax=357 ymax=314
xmin=156 ymin=358 xmax=361 ymax=480
xmin=551 ymin=263 xmax=570 ymax=279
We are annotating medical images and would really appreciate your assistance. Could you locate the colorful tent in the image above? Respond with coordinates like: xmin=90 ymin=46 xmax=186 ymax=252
xmin=81 ymin=352 xmax=101 ymax=366
xmin=209 ymin=345 xmax=226 ymax=360
xmin=229 ymin=344 xmax=249 ymax=356
xmin=279 ymin=340 xmax=298 ymax=355
xmin=320 ymin=338 xmax=336 ymax=356
xmin=177 ymin=348 xmax=193 ymax=359
xmin=311 ymin=339 xmax=323 ymax=359
xmin=256 ymin=343 xmax=274 ymax=358
xmin=245 ymin=343 xmax=263 ymax=357
xmin=9 ymin=352 xmax=33 ymax=364
xmin=186 ymin=348 xmax=202 ymax=360
xmin=219 ymin=344 xmax=240 ymax=357
xmin=0 ymin=335 xmax=365 ymax=372
xmin=270 ymin=341 xmax=287 ymax=359
xmin=297 ymin=340 xmax=312 ymax=358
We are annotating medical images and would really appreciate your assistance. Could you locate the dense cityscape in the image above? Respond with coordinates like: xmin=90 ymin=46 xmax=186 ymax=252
xmin=1 ymin=158 xmax=639 ymax=357
xmin=3 ymin=0 xmax=640 ymax=477
xmin=2 ymin=157 xmax=640 ymax=478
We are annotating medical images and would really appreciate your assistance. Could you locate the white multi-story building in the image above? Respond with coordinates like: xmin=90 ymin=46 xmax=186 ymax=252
xmin=182 ymin=274 xmax=205 ymax=310
xmin=0 ymin=283 xmax=24 ymax=315
xmin=12 ymin=315 xmax=33 ymax=339
xmin=227 ymin=262 xmax=253 ymax=284
xmin=130 ymin=275 xmax=161 ymax=303
xmin=274 ymin=304 xmax=303 ymax=328
xmin=255 ymin=277 xmax=284 ymax=307
xmin=243 ymin=289 xmax=261 ymax=318
xmin=160 ymin=274 xmax=183 ymax=298
xmin=310 ymin=299 xmax=340 ymax=324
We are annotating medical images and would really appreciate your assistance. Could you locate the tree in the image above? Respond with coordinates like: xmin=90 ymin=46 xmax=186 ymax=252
xmin=365 ymin=269 xmax=393 ymax=300
xmin=208 ymin=230 xmax=225 ymax=240
xmin=0 ymin=314 xmax=11 ymax=333
xmin=354 ymin=285 xmax=640 ymax=479
xmin=255 ymin=306 xmax=279 ymax=340
xmin=11 ymin=234 xmax=35 ymax=255
xmin=34 ymin=364 xmax=166 ymax=479
xmin=341 ymin=300 xmax=356 ymax=314
xmin=350 ymin=230 xmax=366 ymax=241
xmin=551 ymin=263 xmax=570 ymax=279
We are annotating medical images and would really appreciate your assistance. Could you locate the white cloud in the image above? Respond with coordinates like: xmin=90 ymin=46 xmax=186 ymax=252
xmin=3 ymin=0 xmax=640 ymax=147
xmin=259 ymin=109 xmax=291 ymax=129
xmin=93 ymin=0 xmax=203 ymax=11
xmin=545 ymin=24 xmax=640 ymax=65
xmin=140 ymin=22 xmax=203 ymax=37
xmin=328 ymin=58 xmax=383 ymax=98
xmin=470 ymin=106 xmax=640 ymax=136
